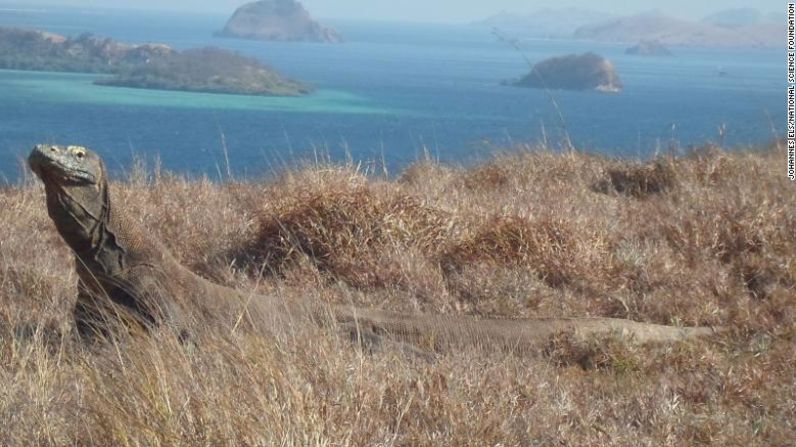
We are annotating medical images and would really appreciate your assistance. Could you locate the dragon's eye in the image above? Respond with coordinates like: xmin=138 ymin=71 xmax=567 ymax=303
xmin=73 ymin=148 xmax=86 ymax=159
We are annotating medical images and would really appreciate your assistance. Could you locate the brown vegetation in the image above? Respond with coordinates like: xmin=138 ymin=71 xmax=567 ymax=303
xmin=0 ymin=145 xmax=793 ymax=445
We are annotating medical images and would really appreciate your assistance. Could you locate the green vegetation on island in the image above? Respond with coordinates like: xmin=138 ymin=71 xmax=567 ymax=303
xmin=97 ymin=47 xmax=311 ymax=96
xmin=0 ymin=27 xmax=310 ymax=96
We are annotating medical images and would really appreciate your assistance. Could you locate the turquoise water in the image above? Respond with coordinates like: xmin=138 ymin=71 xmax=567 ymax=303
xmin=0 ymin=70 xmax=392 ymax=114
xmin=0 ymin=7 xmax=782 ymax=181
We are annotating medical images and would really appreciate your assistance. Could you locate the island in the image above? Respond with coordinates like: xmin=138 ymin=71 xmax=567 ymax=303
xmin=0 ymin=27 xmax=310 ymax=96
xmin=98 ymin=47 xmax=311 ymax=96
xmin=510 ymin=52 xmax=622 ymax=93
xmin=216 ymin=0 xmax=342 ymax=43
xmin=625 ymin=40 xmax=673 ymax=56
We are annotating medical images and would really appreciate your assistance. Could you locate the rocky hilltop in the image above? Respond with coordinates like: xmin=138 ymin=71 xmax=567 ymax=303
xmin=217 ymin=0 xmax=342 ymax=43
xmin=0 ymin=27 xmax=309 ymax=96
xmin=511 ymin=52 xmax=622 ymax=93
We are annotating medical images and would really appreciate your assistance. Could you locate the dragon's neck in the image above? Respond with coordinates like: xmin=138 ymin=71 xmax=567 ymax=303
xmin=46 ymin=182 xmax=126 ymax=275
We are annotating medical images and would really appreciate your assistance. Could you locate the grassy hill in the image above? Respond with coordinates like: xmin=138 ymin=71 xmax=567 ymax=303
xmin=0 ymin=143 xmax=793 ymax=445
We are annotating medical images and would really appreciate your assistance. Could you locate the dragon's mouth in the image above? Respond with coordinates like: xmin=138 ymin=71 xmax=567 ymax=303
xmin=28 ymin=146 xmax=98 ymax=186
xmin=32 ymin=169 xmax=73 ymax=191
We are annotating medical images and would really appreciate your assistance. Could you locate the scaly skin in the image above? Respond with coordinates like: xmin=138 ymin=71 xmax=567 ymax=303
xmin=29 ymin=144 xmax=718 ymax=351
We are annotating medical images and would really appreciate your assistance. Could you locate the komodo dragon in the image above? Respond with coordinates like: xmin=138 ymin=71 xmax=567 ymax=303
xmin=28 ymin=144 xmax=717 ymax=351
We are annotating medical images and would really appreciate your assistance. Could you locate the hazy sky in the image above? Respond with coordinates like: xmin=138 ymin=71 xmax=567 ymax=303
xmin=9 ymin=1 xmax=781 ymax=23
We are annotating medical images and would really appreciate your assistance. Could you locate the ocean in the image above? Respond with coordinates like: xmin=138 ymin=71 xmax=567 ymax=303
xmin=0 ymin=6 xmax=782 ymax=182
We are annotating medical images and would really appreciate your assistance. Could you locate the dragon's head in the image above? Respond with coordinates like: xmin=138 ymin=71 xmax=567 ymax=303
xmin=29 ymin=144 xmax=105 ymax=187
xmin=29 ymin=144 xmax=110 ymax=252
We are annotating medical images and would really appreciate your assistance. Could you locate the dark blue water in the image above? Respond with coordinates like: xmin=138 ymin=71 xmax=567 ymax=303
xmin=0 ymin=6 xmax=782 ymax=181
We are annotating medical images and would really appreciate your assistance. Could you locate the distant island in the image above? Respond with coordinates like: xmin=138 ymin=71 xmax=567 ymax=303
xmin=216 ymin=0 xmax=342 ymax=43
xmin=625 ymin=40 xmax=673 ymax=56
xmin=510 ymin=52 xmax=622 ymax=93
xmin=477 ymin=8 xmax=779 ymax=48
xmin=0 ymin=27 xmax=310 ymax=96
xmin=574 ymin=11 xmax=779 ymax=48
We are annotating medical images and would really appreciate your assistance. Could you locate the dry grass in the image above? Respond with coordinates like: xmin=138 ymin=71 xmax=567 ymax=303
xmin=0 ymin=144 xmax=794 ymax=445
